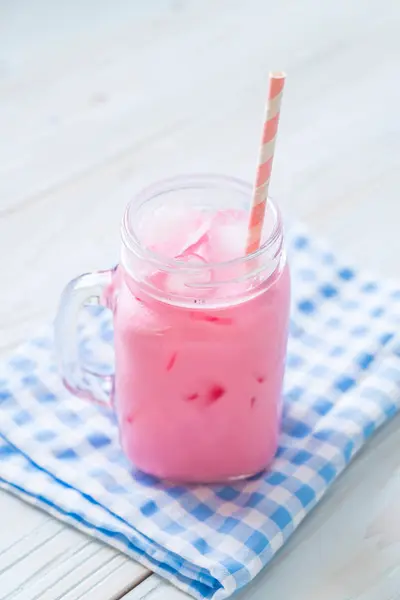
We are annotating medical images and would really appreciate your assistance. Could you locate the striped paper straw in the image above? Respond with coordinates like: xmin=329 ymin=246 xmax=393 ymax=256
xmin=246 ymin=72 xmax=286 ymax=255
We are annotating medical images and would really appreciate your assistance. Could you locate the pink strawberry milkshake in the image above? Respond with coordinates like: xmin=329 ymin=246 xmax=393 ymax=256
xmin=109 ymin=176 xmax=290 ymax=482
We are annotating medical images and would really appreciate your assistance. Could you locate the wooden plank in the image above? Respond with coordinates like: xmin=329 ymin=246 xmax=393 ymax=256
xmin=0 ymin=491 xmax=149 ymax=600
xmin=124 ymin=413 xmax=400 ymax=600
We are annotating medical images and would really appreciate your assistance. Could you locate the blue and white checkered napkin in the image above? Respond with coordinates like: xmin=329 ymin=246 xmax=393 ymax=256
xmin=1 ymin=226 xmax=400 ymax=599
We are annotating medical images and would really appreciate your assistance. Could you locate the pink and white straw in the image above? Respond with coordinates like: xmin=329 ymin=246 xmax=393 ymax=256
xmin=246 ymin=72 xmax=286 ymax=255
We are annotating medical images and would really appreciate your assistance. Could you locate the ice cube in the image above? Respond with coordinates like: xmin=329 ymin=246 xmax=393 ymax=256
xmin=163 ymin=272 xmax=189 ymax=295
xmin=207 ymin=215 xmax=248 ymax=262
xmin=180 ymin=221 xmax=209 ymax=259
xmin=207 ymin=207 xmax=277 ymax=263
xmin=162 ymin=252 xmax=213 ymax=299
xmin=138 ymin=206 xmax=208 ymax=259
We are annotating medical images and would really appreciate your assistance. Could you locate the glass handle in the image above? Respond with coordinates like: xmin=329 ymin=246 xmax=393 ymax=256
xmin=54 ymin=269 xmax=114 ymax=406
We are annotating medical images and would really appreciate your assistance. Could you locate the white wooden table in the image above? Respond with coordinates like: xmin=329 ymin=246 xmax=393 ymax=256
xmin=1 ymin=1 xmax=400 ymax=598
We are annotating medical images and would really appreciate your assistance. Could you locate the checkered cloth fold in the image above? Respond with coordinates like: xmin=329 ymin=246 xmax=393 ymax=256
xmin=1 ymin=226 xmax=400 ymax=599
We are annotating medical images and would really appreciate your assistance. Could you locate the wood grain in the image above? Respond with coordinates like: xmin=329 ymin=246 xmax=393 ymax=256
xmin=0 ymin=492 xmax=149 ymax=600
xmin=1 ymin=0 xmax=400 ymax=598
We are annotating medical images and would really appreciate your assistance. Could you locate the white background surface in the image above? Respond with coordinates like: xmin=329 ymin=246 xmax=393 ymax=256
xmin=1 ymin=0 xmax=400 ymax=598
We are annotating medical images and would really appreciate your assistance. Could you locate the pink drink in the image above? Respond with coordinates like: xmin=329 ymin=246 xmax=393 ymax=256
xmin=56 ymin=176 xmax=290 ymax=483
xmin=113 ymin=178 xmax=290 ymax=482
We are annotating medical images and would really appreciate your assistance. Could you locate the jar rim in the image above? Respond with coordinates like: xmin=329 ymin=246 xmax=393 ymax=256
xmin=121 ymin=174 xmax=283 ymax=271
